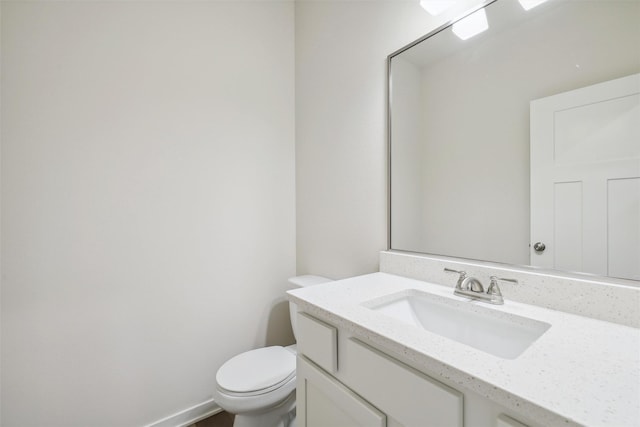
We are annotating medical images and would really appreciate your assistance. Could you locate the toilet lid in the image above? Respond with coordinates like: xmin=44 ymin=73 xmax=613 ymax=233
xmin=216 ymin=346 xmax=296 ymax=394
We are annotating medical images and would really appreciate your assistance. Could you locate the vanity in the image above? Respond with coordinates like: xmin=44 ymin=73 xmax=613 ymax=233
xmin=287 ymin=271 xmax=640 ymax=427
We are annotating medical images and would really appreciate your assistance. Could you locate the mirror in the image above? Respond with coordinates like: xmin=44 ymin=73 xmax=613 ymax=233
xmin=389 ymin=0 xmax=640 ymax=281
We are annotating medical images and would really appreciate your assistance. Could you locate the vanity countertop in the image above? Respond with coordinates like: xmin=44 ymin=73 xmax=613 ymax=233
xmin=287 ymin=272 xmax=640 ymax=427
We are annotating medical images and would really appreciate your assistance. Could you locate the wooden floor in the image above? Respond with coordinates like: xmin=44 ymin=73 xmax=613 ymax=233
xmin=188 ymin=411 xmax=234 ymax=427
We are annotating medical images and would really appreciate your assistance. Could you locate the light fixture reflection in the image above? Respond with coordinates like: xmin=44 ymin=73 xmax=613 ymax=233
xmin=452 ymin=8 xmax=488 ymax=40
xmin=419 ymin=0 xmax=456 ymax=16
xmin=518 ymin=0 xmax=549 ymax=11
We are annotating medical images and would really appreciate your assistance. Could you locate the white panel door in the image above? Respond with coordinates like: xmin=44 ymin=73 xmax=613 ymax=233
xmin=530 ymin=73 xmax=640 ymax=280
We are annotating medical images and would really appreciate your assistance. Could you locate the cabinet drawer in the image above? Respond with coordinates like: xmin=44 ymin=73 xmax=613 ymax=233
xmin=341 ymin=338 xmax=463 ymax=427
xmin=297 ymin=313 xmax=338 ymax=373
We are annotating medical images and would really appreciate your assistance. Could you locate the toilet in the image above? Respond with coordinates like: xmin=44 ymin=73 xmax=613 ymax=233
xmin=213 ymin=275 xmax=332 ymax=427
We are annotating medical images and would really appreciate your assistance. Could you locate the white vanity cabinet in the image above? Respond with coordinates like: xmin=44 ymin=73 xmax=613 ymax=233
xmin=297 ymin=312 xmax=462 ymax=426
xmin=296 ymin=311 xmax=532 ymax=427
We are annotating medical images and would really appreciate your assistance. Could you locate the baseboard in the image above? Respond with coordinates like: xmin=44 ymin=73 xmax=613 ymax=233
xmin=145 ymin=398 xmax=222 ymax=427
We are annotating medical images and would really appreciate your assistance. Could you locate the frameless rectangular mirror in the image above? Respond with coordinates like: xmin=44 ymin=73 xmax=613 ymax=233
xmin=389 ymin=0 xmax=640 ymax=282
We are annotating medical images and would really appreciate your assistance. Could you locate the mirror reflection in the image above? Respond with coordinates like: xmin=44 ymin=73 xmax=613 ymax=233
xmin=389 ymin=0 xmax=640 ymax=281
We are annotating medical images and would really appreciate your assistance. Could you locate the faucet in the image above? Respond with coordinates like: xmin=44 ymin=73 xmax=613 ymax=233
xmin=461 ymin=276 xmax=484 ymax=293
xmin=444 ymin=269 xmax=517 ymax=305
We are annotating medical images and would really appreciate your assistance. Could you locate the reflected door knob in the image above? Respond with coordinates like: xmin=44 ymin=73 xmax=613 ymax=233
xmin=533 ymin=242 xmax=546 ymax=253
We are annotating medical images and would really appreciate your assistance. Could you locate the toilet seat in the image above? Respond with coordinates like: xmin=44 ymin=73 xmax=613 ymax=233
xmin=216 ymin=346 xmax=296 ymax=396
xmin=213 ymin=346 xmax=297 ymax=414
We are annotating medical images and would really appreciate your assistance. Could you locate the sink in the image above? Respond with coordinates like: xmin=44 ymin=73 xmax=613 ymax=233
xmin=363 ymin=290 xmax=550 ymax=359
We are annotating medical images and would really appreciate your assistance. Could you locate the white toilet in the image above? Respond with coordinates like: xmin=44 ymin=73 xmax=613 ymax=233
xmin=213 ymin=275 xmax=332 ymax=427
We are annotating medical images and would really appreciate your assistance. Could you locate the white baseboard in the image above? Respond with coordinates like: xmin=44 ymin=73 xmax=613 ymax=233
xmin=145 ymin=398 xmax=222 ymax=427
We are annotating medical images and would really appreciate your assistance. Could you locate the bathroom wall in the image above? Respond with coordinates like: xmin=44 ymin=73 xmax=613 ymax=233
xmin=1 ymin=2 xmax=295 ymax=426
xmin=295 ymin=0 xmax=639 ymax=280
xmin=295 ymin=0 xmax=444 ymax=279
xmin=295 ymin=0 xmax=484 ymax=280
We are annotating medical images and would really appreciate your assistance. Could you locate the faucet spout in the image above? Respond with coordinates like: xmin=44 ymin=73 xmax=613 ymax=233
xmin=461 ymin=277 xmax=484 ymax=293
xmin=444 ymin=268 xmax=515 ymax=305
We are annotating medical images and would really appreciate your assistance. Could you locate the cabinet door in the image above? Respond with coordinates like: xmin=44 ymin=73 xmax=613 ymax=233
xmin=297 ymin=356 xmax=386 ymax=427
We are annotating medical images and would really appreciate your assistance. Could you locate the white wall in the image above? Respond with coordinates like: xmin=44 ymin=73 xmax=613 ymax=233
xmin=390 ymin=57 xmax=425 ymax=251
xmin=1 ymin=2 xmax=295 ymax=426
xmin=295 ymin=0 xmax=456 ymax=279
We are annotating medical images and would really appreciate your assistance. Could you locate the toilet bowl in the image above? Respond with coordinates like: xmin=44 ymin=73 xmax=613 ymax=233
xmin=213 ymin=275 xmax=332 ymax=427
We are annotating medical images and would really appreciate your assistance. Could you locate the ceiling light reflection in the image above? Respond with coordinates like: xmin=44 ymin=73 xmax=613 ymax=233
xmin=518 ymin=0 xmax=549 ymax=11
xmin=452 ymin=8 xmax=489 ymax=40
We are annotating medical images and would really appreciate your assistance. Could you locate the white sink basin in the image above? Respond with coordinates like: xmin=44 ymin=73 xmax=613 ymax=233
xmin=363 ymin=290 xmax=550 ymax=359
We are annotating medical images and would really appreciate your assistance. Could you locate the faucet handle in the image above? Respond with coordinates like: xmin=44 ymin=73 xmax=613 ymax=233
xmin=444 ymin=268 xmax=466 ymax=276
xmin=489 ymin=276 xmax=518 ymax=286
xmin=444 ymin=268 xmax=466 ymax=290
xmin=487 ymin=277 xmax=503 ymax=296
xmin=487 ymin=276 xmax=518 ymax=304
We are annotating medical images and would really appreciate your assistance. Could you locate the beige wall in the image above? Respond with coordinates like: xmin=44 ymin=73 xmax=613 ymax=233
xmin=1 ymin=2 xmax=295 ymax=426
xmin=295 ymin=0 xmax=450 ymax=279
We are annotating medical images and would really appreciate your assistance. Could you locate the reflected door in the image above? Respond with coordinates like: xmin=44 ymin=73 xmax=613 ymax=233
xmin=530 ymin=73 xmax=640 ymax=280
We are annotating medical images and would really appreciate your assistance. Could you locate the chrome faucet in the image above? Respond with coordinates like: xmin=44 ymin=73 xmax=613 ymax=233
xmin=444 ymin=269 xmax=517 ymax=305
xmin=461 ymin=276 xmax=484 ymax=293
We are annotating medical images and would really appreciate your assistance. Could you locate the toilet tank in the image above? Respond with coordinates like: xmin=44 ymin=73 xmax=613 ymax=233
xmin=288 ymin=275 xmax=332 ymax=340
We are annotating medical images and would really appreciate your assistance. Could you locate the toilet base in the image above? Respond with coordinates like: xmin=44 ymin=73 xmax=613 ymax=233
xmin=232 ymin=391 xmax=296 ymax=427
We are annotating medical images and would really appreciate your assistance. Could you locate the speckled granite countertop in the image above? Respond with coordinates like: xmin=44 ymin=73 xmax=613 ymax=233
xmin=287 ymin=272 xmax=640 ymax=427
